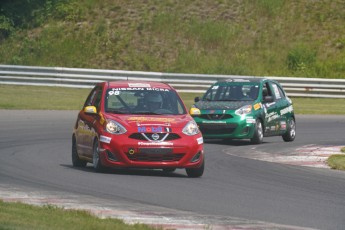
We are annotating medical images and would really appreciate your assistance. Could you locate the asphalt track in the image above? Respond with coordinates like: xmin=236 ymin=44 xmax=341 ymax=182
xmin=0 ymin=110 xmax=345 ymax=230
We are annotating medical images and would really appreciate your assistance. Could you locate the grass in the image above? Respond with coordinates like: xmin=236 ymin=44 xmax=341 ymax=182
xmin=1 ymin=85 xmax=345 ymax=115
xmin=0 ymin=201 xmax=156 ymax=230
xmin=327 ymin=147 xmax=345 ymax=171
xmin=0 ymin=85 xmax=89 ymax=110
xmin=0 ymin=1 xmax=345 ymax=78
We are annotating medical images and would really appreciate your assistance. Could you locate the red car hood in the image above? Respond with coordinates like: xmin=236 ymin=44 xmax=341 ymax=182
xmin=105 ymin=114 xmax=192 ymax=129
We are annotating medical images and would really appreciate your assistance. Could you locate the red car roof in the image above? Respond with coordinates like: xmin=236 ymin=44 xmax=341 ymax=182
xmin=105 ymin=81 xmax=172 ymax=89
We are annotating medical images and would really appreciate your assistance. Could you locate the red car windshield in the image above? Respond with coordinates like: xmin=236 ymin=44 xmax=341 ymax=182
xmin=105 ymin=88 xmax=187 ymax=115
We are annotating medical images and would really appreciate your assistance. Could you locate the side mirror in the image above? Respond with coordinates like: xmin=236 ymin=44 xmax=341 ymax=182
xmin=263 ymin=96 xmax=274 ymax=103
xmin=84 ymin=106 xmax=97 ymax=115
xmin=189 ymin=107 xmax=201 ymax=116
xmin=194 ymin=97 xmax=200 ymax=103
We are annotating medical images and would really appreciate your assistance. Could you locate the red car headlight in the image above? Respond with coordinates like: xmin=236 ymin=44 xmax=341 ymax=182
xmin=182 ymin=120 xmax=200 ymax=136
xmin=105 ymin=119 xmax=127 ymax=135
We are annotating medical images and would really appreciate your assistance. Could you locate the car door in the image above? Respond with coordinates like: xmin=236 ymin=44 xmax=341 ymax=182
xmin=262 ymin=81 xmax=280 ymax=136
xmin=77 ymin=86 xmax=103 ymax=158
xmin=265 ymin=81 xmax=291 ymax=136
xmin=272 ymin=82 xmax=293 ymax=135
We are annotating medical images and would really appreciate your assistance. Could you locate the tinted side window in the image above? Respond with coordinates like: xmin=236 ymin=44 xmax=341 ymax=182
xmin=93 ymin=88 xmax=103 ymax=111
xmin=262 ymin=82 xmax=272 ymax=97
xmin=84 ymin=86 xmax=103 ymax=110
xmin=84 ymin=88 xmax=97 ymax=107
xmin=271 ymin=82 xmax=285 ymax=100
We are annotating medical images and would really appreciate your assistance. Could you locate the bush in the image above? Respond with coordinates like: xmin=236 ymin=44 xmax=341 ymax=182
xmin=0 ymin=15 xmax=13 ymax=40
xmin=287 ymin=45 xmax=317 ymax=72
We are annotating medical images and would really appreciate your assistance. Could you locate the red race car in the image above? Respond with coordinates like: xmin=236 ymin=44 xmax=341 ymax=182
xmin=72 ymin=81 xmax=204 ymax=177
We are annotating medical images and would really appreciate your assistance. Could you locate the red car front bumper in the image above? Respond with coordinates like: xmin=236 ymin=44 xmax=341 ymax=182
xmin=98 ymin=133 xmax=204 ymax=169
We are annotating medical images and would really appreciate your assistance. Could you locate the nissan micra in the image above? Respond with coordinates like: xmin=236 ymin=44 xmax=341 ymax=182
xmin=72 ymin=81 xmax=204 ymax=177
xmin=190 ymin=77 xmax=296 ymax=144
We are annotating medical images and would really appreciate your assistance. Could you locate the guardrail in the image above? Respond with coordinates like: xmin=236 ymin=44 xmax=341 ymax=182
xmin=0 ymin=64 xmax=345 ymax=98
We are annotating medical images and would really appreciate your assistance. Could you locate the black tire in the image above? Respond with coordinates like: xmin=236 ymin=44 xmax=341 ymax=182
xmin=186 ymin=159 xmax=204 ymax=178
xmin=250 ymin=119 xmax=263 ymax=144
xmin=282 ymin=118 xmax=296 ymax=142
xmin=162 ymin=168 xmax=176 ymax=173
xmin=93 ymin=139 xmax=105 ymax=172
xmin=72 ymin=136 xmax=87 ymax=167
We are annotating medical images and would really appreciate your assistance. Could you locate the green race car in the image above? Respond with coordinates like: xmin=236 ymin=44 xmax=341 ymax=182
xmin=190 ymin=77 xmax=296 ymax=144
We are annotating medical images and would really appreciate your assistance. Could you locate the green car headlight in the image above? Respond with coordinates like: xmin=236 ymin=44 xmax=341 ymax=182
xmin=235 ymin=105 xmax=253 ymax=116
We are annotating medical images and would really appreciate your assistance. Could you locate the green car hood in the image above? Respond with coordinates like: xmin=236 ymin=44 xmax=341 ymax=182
xmin=195 ymin=100 xmax=252 ymax=111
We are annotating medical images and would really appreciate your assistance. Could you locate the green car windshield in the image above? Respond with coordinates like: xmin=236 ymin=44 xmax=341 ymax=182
xmin=202 ymin=83 xmax=260 ymax=101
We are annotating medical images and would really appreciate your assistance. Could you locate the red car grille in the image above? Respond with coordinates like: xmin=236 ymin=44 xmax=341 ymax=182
xmin=126 ymin=153 xmax=184 ymax=162
xmin=129 ymin=133 xmax=180 ymax=141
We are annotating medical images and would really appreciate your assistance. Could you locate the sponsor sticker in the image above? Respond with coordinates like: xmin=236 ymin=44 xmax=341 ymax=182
xmin=197 ymin=137 xmax=203 ymax=145
xmin=201 ymin=121 xmax=226 ymax=123
xmin=108 ymin=90 xmax=120 ymax=96
xmin=128 ymin=117 xmax=175 ymax=122
xmin=280 ymin=105 xmax=293 ymax=115
xmin=234 ymin=79 xmax=250 ymax=82
xmin=206 ymin=109 xmax=224 ymax=114
xmin=138 ymin=142 xmax=173 ymax=146
xmin=280 ymin=121 xmax=287 ymax=130
xmin=265 ymin=102 xmax=276 ymax=108
xmin=272 ymin=84 xmax=281 ymax=99
xmin=246 ymin=118 xmax=256 ymax=124
xmin=137 ymin=126 xmax=168 ymax=133
xmin=266 ymin=112 xmax=279 ymax=122
xmin=109 ymin=87 xmax=170 ymax=93
xmin=99 ymin=112 xmax=105 ymax=125
xmin=128 ymin=83 xmax=151 ymax=88
xmin=253 ymin=103 xmax=261 ymax=110
xmin=100 ymin=135 xmax=111 ymax=144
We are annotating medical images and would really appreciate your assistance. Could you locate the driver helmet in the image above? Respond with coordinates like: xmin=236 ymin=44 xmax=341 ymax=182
xmin=145 ymin=92 xmax=163 ymax=109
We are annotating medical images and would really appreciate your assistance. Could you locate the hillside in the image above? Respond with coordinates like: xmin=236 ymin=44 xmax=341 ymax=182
xmin=0 ymin=0 xmax=344 ymax=78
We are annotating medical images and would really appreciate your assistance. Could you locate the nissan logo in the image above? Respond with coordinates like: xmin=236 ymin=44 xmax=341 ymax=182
xmin=151 ymin=133 xmax=160 ymax=141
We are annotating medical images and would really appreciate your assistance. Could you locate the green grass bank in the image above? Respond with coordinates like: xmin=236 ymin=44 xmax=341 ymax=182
xmin=1 ymin=85 xmax=345 ymax=114
xmin=0 ymin=0 xmax=345 ymax=79
xmin=0 ymin=201 xmax=156 ymax=230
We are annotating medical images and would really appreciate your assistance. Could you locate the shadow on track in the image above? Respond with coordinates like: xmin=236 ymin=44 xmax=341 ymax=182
xmin=61 ymin=164 xmax=188 ymax=178
xmin=204 ymin=138 xmax=268 ymax=146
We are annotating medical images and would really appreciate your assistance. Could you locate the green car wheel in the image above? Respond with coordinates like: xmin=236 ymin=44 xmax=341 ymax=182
xmin=251 ymin=120 xmax=263 ymax=144
xmin=282 ymin=118 xmax=296 ymax=142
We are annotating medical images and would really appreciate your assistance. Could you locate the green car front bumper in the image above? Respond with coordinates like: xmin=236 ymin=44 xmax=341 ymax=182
xmin=194 ymin=114 xmax=257 ymax=139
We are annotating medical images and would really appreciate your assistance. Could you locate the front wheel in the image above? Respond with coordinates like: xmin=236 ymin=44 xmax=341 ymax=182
xmin=282 ymin=118 xmax=296 ymax=142
xmin=251 ymin=119 xmax=263 ymax=144
xmin=93 ymin=139 xmax=106 ymax=172
xmin=186 ymin=159 xmax=204 ymax=178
